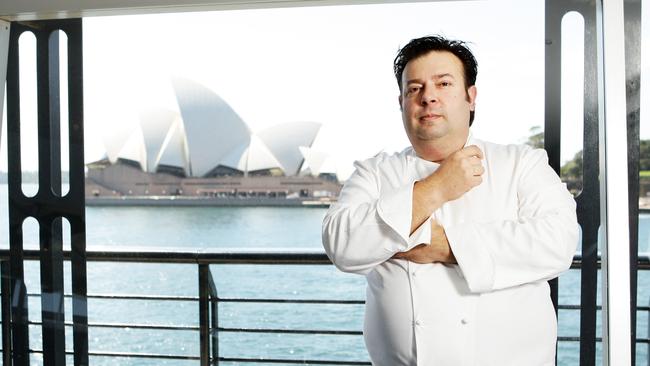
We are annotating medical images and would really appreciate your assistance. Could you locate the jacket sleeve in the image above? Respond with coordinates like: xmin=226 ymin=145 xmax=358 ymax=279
xmin=322 ymin=157 xmax=431 ymax=275
xmin=445 ymin=147 xmax=580 ymax=293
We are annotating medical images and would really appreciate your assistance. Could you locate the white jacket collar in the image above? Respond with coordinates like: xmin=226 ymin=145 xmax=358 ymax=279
xmin=406 ymin=131 xmax=475 ymax=163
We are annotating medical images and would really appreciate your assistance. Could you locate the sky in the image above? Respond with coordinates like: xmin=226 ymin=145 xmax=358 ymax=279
xmin=0 ymin=0 xmax=648 ymax=180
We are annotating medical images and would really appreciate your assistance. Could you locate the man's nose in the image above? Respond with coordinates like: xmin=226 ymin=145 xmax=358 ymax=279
xmin=420 ymin=85 xmax=438 ymax=105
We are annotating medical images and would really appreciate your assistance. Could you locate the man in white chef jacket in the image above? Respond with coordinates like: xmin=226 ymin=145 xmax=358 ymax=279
xmin=322 ymin=35 xmax=579 ymax=366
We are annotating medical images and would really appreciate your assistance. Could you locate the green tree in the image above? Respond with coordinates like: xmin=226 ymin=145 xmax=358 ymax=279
xmin=525 ymin=126 xmax=544 ymax=149
xmin=524 ymin=127 xmax=650 ymax=178
xmin=640 ymin=140 xmax=650 ymax=171
xmin=559 ymin=139 xmax=650 ymax=178
xmin=561 ymin=150 xmax=583 ymax=179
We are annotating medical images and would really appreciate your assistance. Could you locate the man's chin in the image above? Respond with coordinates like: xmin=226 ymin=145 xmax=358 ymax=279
xmin=414 ymin=130 xmax=446 ymax=141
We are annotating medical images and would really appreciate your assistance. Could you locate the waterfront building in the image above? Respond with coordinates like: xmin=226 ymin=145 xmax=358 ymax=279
xmin=86 ymin=77 xmax=341 ymax=206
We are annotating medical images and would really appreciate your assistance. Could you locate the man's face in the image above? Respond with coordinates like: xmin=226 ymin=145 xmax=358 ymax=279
xmin=399 ymin=51 xmax=476 ymax=146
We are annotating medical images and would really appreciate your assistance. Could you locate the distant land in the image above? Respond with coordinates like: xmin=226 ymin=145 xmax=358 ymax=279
xmin=0 ymin=172 xmax=69 ymax=184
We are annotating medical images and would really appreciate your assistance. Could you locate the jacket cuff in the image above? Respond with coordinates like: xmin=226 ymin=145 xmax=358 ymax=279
xmin=444 ymin=222 xmax=495 ymax=293
xmin=407 ymin=217 xmax=432 ymax=250
xmin=377 ymin=181 xmax=416 ymax=252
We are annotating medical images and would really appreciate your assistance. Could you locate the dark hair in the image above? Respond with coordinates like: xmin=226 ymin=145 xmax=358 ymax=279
xmin=394 ymin=35 xmax=478 ymax=125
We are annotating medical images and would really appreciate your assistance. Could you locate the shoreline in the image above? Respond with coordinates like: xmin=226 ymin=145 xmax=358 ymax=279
xmin=86 ymin=196 xmax=332 ymax=207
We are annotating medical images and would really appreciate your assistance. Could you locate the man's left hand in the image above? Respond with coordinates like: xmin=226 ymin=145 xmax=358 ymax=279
xmin=392 ymin=221 xmax=456 ymax=264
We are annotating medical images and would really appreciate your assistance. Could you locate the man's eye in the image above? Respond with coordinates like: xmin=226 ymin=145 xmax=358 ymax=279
xmin=407 ymin=87 xmax=420 ymax=95
xmin=439 ymin=81 xmax=452 ymax=87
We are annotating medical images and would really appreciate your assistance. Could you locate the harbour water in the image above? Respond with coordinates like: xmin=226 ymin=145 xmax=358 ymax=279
xmin=0 ymin=184 xmax=649 ymax=365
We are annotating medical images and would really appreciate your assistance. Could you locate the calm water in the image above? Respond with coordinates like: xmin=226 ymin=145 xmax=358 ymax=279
xmin=1 ymin=184 xmax=649 ymax=365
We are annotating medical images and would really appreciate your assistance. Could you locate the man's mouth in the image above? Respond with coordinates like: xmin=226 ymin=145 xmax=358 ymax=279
xmin=419 ymin=113 xmax=443 ymax=122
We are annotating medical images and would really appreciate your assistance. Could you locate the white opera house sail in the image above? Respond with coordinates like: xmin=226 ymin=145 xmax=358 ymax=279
xmin=85 ymin=78 xmax=341 ymax=206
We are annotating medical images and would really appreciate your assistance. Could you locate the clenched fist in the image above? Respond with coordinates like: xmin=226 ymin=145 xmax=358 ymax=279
xmin=422 ymin=145 xmax=484 ymax=204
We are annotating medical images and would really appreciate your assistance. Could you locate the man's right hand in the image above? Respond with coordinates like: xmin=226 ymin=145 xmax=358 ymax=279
xmin=410 ymin=145 xmax=485 ymax=234
xmin=422 ymin=145 xmax=484 ymax=204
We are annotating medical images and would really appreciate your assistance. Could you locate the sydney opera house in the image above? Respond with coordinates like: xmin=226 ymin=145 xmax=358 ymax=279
xmin=86 ymin=78 xmax=341 ymax=206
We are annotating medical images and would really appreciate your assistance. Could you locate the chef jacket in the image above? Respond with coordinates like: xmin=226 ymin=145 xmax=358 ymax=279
xmin=322 ymin=134 xmax=579 ymax=366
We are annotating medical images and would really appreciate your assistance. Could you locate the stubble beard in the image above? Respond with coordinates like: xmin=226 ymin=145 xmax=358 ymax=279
xmin=413 ymin=119 xmax=448 ymax=142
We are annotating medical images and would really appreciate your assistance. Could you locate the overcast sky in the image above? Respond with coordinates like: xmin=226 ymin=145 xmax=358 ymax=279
xmin=1 ymin=0 xmax=648 ymax=179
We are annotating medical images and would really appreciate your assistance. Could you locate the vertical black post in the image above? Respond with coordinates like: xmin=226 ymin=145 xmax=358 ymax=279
xmin=544 ymin=6 xmax=562 ymax=175
xmin=199 ymin=264 xmax=209 ymax=366
xmin=2 ymin=261 xmax=12 ymax=365
xmin=36 ymin=26 xmax=66 ymax=366
xmin=6 ymin=21 xmax=31 ymax=366
xmin=5 ymin=18 xmax=88 ymax=365
xmin=0 ymin=21 xmax=8 ymax=149
xmin=546 ymin=1 xmax=600 ymax=365
xmin=623 ymin=0 xmax=641 ymax=363
xmin=578 ymin=2 xmax=601 ymax=365
xmin=64 ymin=18 xmax=89 ymax=366
xmin=210 ymin=301 xmax=219 ymax=365
xmin=208 ymin=268 xmax=219 ymax=365
xmin=38 ymin=215 xmax=65 ymax=366
xmin=544 ymin=0 xmax=562 ymax=324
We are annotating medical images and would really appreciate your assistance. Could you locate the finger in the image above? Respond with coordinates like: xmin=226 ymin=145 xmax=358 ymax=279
xmin=469 ymin=156 xmax=482 ymax=164
xmin=460 ymin=145 xmax=484 ymax=159
xmin=470 ymin=176 xmax=483 ymax=186
xmin=468 ymin=156 xmax=483 ymax=170
xmin=411 ymin=257 xmax=431 ymax=264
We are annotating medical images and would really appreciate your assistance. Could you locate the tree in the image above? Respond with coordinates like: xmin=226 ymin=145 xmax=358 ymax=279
xmin=523 ymin=126 xmax=579 ymax=180
xmin=640 ymin=140 xmax=650 ymax=171
xmin=558 ymin=140 xmax=650 ymax=179
xmin=561 ymin=150 xmax=583 ymax=179
xmin=524 ymin=126 xmax=650 ymax=178
xmin=525 ymin=126 xmax=544 ymax=149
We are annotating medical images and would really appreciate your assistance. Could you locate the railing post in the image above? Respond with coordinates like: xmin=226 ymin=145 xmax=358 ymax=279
xmin=208 ymin=268 xmax=219 ymax=365
xmin=547 ymin=0 xmax=601 ymax=364
xmin=7 ymin=21 xmax=31 ymax=366
xmin=6 ymin=18 xmax=87 ymax=365
xmin=0 ymin=20 xmax=8 ymax=149
xmin=199 ymin=264 xmax=209 ymax=366
xmin=1 ymin=260 xmax=12 ymax=366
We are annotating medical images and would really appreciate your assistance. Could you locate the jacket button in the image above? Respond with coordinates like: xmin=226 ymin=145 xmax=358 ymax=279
xmin=461 ymin=318 xmax=469 ymax=325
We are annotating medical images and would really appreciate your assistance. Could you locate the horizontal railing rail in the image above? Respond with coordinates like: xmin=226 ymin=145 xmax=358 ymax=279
xmin=0 ymin=249 xmax=648 ymax=364
xmin=0 ymin=248 xmax=647 ymax=268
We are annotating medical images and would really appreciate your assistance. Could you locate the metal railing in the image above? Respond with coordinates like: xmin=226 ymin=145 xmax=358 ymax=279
xmin=0 ymin=248 xmax=648 ymax=364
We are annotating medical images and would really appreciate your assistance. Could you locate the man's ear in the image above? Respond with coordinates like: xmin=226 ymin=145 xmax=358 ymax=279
xmin=467 ymin=85 xmax=477 ymax=110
